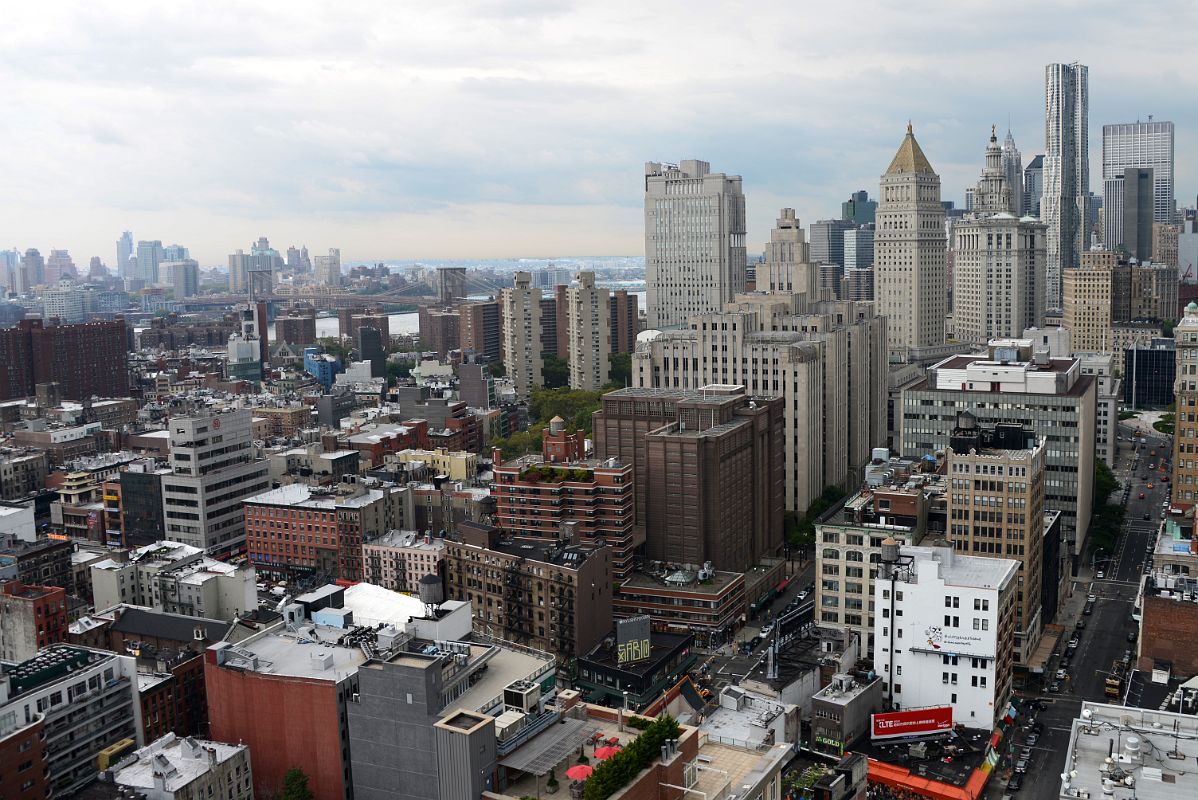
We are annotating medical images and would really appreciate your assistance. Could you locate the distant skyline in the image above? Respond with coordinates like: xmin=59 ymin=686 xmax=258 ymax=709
xmin=1 ymin=1 xmax=1196 ymax=265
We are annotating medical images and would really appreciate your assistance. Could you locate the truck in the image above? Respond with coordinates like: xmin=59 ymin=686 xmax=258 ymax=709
xmin=1105 ymin=661 xmax=1126 ymax=698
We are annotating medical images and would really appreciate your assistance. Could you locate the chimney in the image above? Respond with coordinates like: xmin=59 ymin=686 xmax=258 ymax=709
xmin=491 ymin=447 xmax=502 ymax=467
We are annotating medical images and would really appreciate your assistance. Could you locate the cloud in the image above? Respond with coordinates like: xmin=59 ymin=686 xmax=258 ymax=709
xmin=1 ymin=1 xmax=1196 ymax=264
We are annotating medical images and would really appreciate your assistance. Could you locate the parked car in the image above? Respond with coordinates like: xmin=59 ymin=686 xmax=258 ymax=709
xmin=796 ymin=590 xmax=809 ymax=601
xmin=1076 ymin=619 xmax=1086 ymax=630
xmin=760 ymin=623 xmax=775 ymax=635
xmin=1027 ymin=733 xmax=1040 ymax=747
xmin=1048 ymin=682 xmax=1061 ymax=693
xmin=1056 ymin=669 xmax=1067 ymax=680
xmin=1127 ymin=631 xmax=1137 ymax=642
xmin=1084 ymin=603 xmax=1094 ymax=615
xmin=1097 ymin=570 xmax=1105 ymax=578
xmin=1007 ymin=775 xmax=1023 ymax=792
xmin=1014 ymin=759 xmax=1029 ymax=774
xmin=1032 ymin=720 xmax=1045 ymax=732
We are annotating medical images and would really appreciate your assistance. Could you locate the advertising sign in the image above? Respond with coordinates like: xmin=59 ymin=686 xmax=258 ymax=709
xmin=616 ymin=615 xmax=652 ymax=665
xmin=870 ymin=706 xmax=953 ymax=740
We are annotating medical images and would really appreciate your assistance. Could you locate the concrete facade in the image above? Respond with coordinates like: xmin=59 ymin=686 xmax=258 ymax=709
xmin=500 ymin=272 xmax=542 ymax=401
xmin=875 ymin=125 xmax=947 ymax=361
xmin=566 ymin=271 xmax=610 ymax=391
xmin=644 ymin=160 xmax=746 ymax=329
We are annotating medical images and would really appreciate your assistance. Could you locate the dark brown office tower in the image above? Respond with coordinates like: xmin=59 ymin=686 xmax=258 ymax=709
xmin=592 ymin=385 xmax=784 ymax=572
xmin=417 ymin=305 xmax=459 ymax=357
xmin=254 ymin=301 xmax=270 ymax=364
xmin=0 ymin=319 xmax=128 ymax=401
xmin=275 ymin=308 xmax=317 ymax=346
xmin=539 ymin=297 xmax=559 ymax=357
xmin=458 ymin=299 xmax=503 ymax=362
xmin=609 ymin=290 xmax=640 ymax=354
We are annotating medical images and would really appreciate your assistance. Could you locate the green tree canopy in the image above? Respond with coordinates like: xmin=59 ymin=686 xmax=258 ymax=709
xmin=542 ymin=354 xmax=569 ymax=389
xmin=608 ymin=352 xmax=631 ymax=387
xmin=276 ymin=768 xmax=315 ymax=800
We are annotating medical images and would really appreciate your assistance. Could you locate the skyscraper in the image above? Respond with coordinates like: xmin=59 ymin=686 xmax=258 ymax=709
xmin=841 ymin=190 xmax=877 ymax=225
xmin=953 ymin=128 xmax=1047 ymax=346
xmin=1024 ymin=155 xmax=1044 ymax=218
xmin=1103 ymin=167 xmax=1154 ymax=260
xmin=21 ymin=248 xmax=44 ymax=288
xmin=1001 ymin=129 xmax=1025 ymax=215
xmin=565 ymin=271 xmax=610 ymax=391
xmin=135 ymin=240 xmax=164 ymax=285
xmin=644 ymin=160 xmax=746 ymax=329
xmin=500 ymin=271 xmax=543 ymax=400
xmin=843 ymin=226 xmax=875 ymax=271
xmin=116 ymin=231 xmax=133 ymax=279
xmin=314 ymin=247 xmax=341 ymax=287
xmin=162 ymin=244 xmax=189 ymax=262
xmin=809 ymin=219 xmax=854 ymax=267
xmin=1043 ymin=62 xmax=1090 ymax=310
xmin=875 ymin=123 xmax=947 ymax=362
xmin=761 ymin=208 xmax=813 ymax=294
xmin=1102 ymin=119 xmax=1175 ymax=224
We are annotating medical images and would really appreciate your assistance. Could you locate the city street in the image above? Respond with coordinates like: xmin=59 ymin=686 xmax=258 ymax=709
xmin=1010 ymin=423 xmax=1171 ymax=800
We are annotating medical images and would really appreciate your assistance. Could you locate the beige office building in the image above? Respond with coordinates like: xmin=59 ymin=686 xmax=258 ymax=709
xmin=644 ymin=160 xmax=746 ymax=329
xmin=566 ymin=271 xmax=611 ymax=391
xmin=761 ymin=208 xmax=816 ymax=295
xmin=500 ymin=271 xmax=543 ymax=400
xmin=633 ymin=292 xmax=886 ymax=515
xmin=952 ymin=130 xmax=1047 ymax=346
xmin=875 ymin=124 xmax=947 ymax=362
xmin=946 ymin=423 xmax=1047 ymax=667
xmin=1063 ymin=251 xmax=1177 ymax=373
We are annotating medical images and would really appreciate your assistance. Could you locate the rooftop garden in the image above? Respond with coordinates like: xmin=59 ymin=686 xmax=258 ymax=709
xmin=583 ymin=716 xmax=682 ymax=800
xmin=519 ymin=465 xmax=593 ymax=484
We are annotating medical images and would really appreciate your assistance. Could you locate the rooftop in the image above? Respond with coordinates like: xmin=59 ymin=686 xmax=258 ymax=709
xmin=214 ymin=624 xmax=370 ymax=681
xmin=109 ymin=606 xmax=231 ymax=643
xmin=365 ymin=530 xmax=445 ymax=551
xmin=490 ymin=538 xmax=603 ymax=569
xmin=244 ymin=482 xmax=385 ymax=509
xmin=619 ymin=566 xmax=743 ymax=596
xmin=699 ymin=685 xmax=788 ymax=746
xmin=1060 ymin=702 xmax=1198 ymax=800
xmin=112 ymin=734 xmax=246 ymax=792
xmin=886 ymin=123 xmax=936 ymax=175
xmin=890 ymin=545 xmax=1019 ymax=591
xmin=341 ymin=582 xmax=428 ymax=626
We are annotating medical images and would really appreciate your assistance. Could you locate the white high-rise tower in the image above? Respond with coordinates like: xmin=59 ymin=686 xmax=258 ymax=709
xmin=1042 ymin=62 xmax=1090 ymax=310
xmin=644 ymin=160 xmax=746 ymax=329
xmin=875 ymin=123 xmax=946 ymax=363
xmin=1102 ymin=119 xmax=1175 ymax=224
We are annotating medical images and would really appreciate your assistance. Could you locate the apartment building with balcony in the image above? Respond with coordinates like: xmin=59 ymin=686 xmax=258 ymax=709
xmin=491 ymin=452 xmax=635 ymax=578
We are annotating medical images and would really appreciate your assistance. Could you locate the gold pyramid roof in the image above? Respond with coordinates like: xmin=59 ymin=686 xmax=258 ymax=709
xmin=885 ymin=122 xmax=935 ymax=175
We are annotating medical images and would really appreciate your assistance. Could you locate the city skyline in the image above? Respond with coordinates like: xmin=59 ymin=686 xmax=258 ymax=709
xmin=1 ymin=3 xmax=1196 ymax=266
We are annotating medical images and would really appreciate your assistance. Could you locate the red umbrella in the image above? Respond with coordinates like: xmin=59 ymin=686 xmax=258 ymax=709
xmin=566 ymin=765 xmax=594 ymax=781
xmin=594 ymin=745 xmax=622 ymax=760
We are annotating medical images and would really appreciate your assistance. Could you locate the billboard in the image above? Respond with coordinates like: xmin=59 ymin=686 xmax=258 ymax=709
xmin=870 ymin=707 xmax=953 ymax=740
xmin=616 ymin=615 xmax=652 ymax=665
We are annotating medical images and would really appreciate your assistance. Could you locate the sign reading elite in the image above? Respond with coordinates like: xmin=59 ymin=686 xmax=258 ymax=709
xmin=616 ymin=615 xmax=652 ymax=665
xmin=870 ymin=707 xmax=953 ymax=740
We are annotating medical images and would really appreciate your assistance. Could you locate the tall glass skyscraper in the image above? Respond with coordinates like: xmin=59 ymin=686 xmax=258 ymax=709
xmin=1102 ymin=119 xmax=1175 ymax=224
xmin=1043 ymin=62 xmax=1090 ymax=310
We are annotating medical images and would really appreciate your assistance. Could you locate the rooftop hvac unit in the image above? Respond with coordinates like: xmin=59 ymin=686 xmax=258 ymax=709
xmin=503 ymin=680 xmax=541 ymax=713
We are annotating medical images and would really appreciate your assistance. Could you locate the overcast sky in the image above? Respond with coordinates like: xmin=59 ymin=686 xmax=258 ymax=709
xmin=2 ymin=1 xmax=1196 ymax=266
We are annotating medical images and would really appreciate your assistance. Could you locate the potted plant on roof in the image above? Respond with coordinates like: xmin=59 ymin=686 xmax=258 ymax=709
xmin=546 ymin=769 xmax=559 ymax=795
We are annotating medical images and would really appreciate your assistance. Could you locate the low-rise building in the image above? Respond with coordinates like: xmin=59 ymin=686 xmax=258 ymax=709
xmin=106 ymin=733 xmax=252 ymax=800
xmin=394 ymin=448 xmax=477 ymax=481
xmin=0 ymin=580 xmax=68 ymax=662
xmin=1058 ymin=702 xmax=1198 ymax=800
xmin=244 ymin=481 xmax=411 ymax=582
xmin=444 ymin=521 xmax=612 ymax=661
xmin=613 ymin=567 xmax=746 ymax=648
xmin=873 ymin=543 xmax=1019 ymax=727
xmin=91 ymin=541 xmax=204 ymax=611
xmin=575 ymin=631 xmax=697 ymax=708
xmin=362 ymin=530 xmax=445 ymax=593
xmin=810 ymin=672 xmax=883 ymax=758
xmin=1139 ymin=572 xmax=1198 ymax=679
xmin=0 ymin=448 xmax=49 ymax=501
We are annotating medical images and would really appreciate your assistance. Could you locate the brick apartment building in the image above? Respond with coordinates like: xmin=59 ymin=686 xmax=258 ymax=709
xmin=491 ymin=451 xmax=636 ymax=578
xmin=0 ymin=318 xmax=129 ymax=401
xmin=0 ymin=580 xmax=68 ymax=662
xmin=444 ymin=521 xmax=612 ymax=660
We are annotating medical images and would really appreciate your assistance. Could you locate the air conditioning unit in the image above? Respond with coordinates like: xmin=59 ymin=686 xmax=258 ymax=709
xmin=503 ymin=680 xmax=541 ymax=713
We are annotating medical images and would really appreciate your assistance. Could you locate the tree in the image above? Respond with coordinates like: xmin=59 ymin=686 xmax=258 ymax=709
xmin=528 ymin=387 xmax=605 ymax=432
xmin=276 ymin=768 xmax=315 ymax=800
xmin=608 ymin=352 xmax=632 ymax=387
xmin=316 ymin=337 xmax=350 ymax=361
xmin=489 ymin=359 xmax=507 ymax=378
xmin=386 ymin=359 xmax=414 ymax=387
xmin=1162 ymin=319 xmax=1176 ymax=338
xmin=542 ymin=354 xmax=569 ymax=389
xmin=787 ymin=486 xmax=848 ymax=550
xmin=1093 ymin=458 xmax=1120 ymax=510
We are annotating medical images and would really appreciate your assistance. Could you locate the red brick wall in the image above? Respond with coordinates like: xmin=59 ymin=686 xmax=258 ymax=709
xmin=205 ymin=654 xmax=347 ymax=800
xmin=0 ymin=716 xmax=48 ymax=800
xmin=1142 ymin=595 xmax=1198 ymax=677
